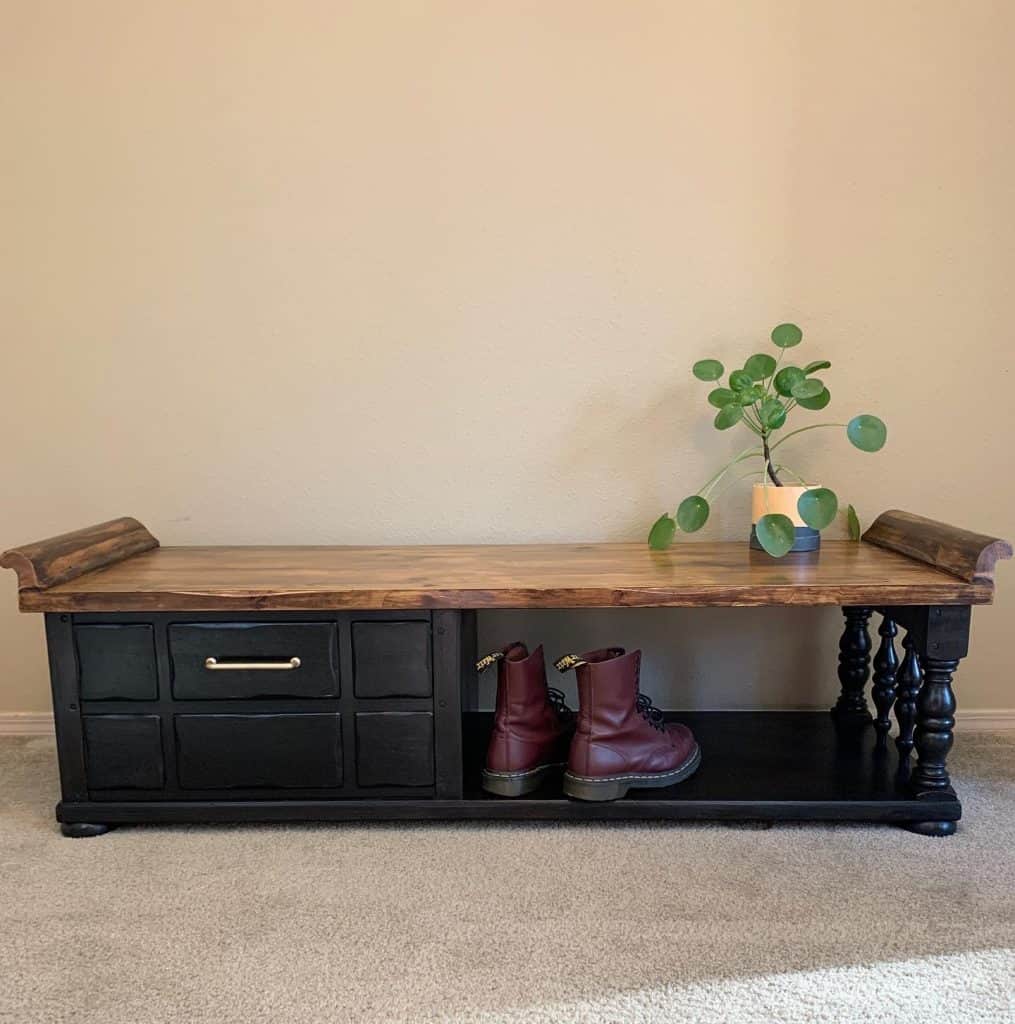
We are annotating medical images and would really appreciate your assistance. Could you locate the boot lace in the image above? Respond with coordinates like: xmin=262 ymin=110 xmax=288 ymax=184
xmin=636 ymin=693 xmax=666 ymax=732
xmin=546 ymin=687 xmax=574 ymax=722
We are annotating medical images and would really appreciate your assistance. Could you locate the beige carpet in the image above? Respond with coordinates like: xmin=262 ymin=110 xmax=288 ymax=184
xmin=1 ymin=734 xmax=1013 ymax=1024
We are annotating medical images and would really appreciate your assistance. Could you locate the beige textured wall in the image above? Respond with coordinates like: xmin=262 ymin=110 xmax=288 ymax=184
xmin=2 ymin=1 xmax=1012 ymax=714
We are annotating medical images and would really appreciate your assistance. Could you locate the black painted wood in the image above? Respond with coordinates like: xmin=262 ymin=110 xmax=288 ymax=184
xmin=44 ymin=614 xmax=89 ymax=801
xmin=871 ymin=615 xmax=899 ymax=742
xmin=56 ymin=712 xmax=961 ymax=827
xmin=40 ymin=605 xmax=977 ymax=836
xmin=432 ymin=608 xmax=466 ymax=799
xmin=888 ymin=605 xmax=972 ymax=661
xmin=352 ymin=620 xmax=432 ymax=698
xmin=175 ymin=713 xmax=343 ymax=789
xmin=832 ymin=606 xmax=873 ymax=722
xmin=169 ymin=621 xmax=339 ymax=699
xmin=83 ymin=715 xmax=164 ymax=790
xmin=75 ymin=623 xmax=158 ymax=700
xmin=61 ymin=822 xmax=113 ymax=838
xmin=355 ymin=712 xmax=434 ymax=787
xmin=911 ymin=658 xmax=959 ymax=797
xmin=894 ymin=634 xmax=922 ymax=759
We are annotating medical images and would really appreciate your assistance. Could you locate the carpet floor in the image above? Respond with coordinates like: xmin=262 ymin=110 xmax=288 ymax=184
xmin=1 ymin=733 xmax=1013 ymax=1023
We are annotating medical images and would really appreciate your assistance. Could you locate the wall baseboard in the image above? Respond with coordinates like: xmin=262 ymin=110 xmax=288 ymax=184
xmin=0 ymin=713 xmax=55 ymax=736
xmin=955 ymin=710 xmax=1015 ymax=732
xmin=1 ymin=710 xmax=1014 ymax=737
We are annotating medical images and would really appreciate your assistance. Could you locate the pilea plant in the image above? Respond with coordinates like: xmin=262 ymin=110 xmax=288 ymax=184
xmin=648 ymin=322 xmax=887 ymax=557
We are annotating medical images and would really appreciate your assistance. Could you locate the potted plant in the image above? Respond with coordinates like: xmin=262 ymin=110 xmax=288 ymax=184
xmin=648 ymin=323 xmax=887 ymax=557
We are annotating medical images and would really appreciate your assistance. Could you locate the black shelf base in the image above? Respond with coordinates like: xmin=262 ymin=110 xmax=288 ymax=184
xmin=56 ymin=712 xmax=959 ymax=831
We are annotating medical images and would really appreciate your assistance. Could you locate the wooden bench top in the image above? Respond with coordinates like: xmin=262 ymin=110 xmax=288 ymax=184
xmin=2 ymin=513 xmax=1010 ymax=611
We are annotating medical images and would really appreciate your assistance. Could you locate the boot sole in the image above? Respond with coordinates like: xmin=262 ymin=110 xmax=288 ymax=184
xmin=562 ymin=744 xmax=702 ymax=802
xmin=481 ymin=762 xmax=566 ymax=798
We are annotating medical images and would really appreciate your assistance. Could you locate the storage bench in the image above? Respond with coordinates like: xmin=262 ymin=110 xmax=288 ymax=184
xmin=2 ymin=511 xmax=1009 ymax=837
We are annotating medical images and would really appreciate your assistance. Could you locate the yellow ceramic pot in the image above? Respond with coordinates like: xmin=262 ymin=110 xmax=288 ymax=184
xmin=750 ymin=483 xmax=821 ymax=553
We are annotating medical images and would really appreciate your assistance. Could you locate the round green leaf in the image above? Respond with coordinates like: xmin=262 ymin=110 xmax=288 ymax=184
xmin=771 ymin=323 xmax=803 ymax=348
xmin=676 ymin=495 xmax=710 ymax=533
xmin=755 ymin=513 xmax=796 ymax=557
xmin=648 ymin=513 xmax=676 ymax=550
xmin=692 ymin=359 xmax=725 ymax=382
xmin=707 ymin=387 xmax=736 ymax=409
xmin=797 ymin=487 xmax=839 ymax=530
xmin=847 ymin=414 xmax=887 ymax=452
xmin=714 ymin=403 xmax=744 ymax=430
xmin=744 ymin=353 xmax=777 ymax=381
xmin=736 ymin=385 xmax=764 ymax=405
xmin=791 ymin=378 xmax=824 ymax=400
xmin=774 ymin=366 xmax=805 ymax=397
xmin=759 ymin=397 xmax=787 ymax=429
xmin=846 ymin=504 xmax=861 ymax=541
xmin=797 ymin=387 xmax=830 ymax=410
xmin=728 ymin=369 xmax=753 ymax=392
xmin=803 ymin=360 xmax=831 ymax=374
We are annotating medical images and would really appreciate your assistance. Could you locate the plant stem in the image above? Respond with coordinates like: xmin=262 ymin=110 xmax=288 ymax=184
xmin=774 ymin=464 xmax=808 ymax=485
xmin=741 ymin=407 xmax=764 ymax=434
xmin=761 ymin=431 xmax=783 ymax=486
xmin=698 ymin=446 xmax=763 ymax=498
xmin=710 ymin=468 xmax=767 ymax=502
xmin=769 ymin=422 xmax=845 ymax=453
xmin=764 ymin=347 xmax=785 ymax=396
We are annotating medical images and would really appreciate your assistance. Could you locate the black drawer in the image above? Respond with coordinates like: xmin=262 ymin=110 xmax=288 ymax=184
xmin=352 ymin=620 xmax=432 ymax=698
xmin=175 ymin=714 xmax=343 ymax=789
xmin=355 ymin=712 xmax=434 ymax=787
xmin=84 ymin=715 xmax=164 ymax=790
xmin=76 ymin=624 xmax=158 ymax=700
xmin=169 ymin=622 xmax=338 ymax=699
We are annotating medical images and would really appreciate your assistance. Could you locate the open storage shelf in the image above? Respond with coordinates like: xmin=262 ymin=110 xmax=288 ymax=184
xmin=459 ymin=711 xmax=959 ymax=823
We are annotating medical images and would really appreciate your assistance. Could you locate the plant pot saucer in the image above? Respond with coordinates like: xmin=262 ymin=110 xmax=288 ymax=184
xmin=748 ymin=524 xmax=821 ymax=554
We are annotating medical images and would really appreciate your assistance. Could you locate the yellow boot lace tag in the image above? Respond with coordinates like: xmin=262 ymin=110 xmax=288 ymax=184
xmin=553 ymin=653 xmax=587 ymax=673
xmin=475 ymin=651 xmax=505 ymax=673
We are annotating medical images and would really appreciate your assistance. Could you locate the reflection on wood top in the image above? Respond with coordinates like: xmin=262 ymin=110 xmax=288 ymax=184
xmin=10 ymin=540 xmax=998 ymax=611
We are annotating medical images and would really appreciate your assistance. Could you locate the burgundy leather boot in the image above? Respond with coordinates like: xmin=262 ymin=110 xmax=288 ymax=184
xmin=479 ymin=642 xmax=574 ymax=797
xmin=554 ymin=647 xmax=700 ymax=801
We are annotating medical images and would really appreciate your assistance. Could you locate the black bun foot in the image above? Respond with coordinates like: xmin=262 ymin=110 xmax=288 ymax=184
xmin=901 ymin=820 xmax=957 ymax=837
xmin=60 ymin=822 xmax=112 ymax=838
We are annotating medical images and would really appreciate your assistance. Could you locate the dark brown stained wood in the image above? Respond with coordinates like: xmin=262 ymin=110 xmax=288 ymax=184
xmin=5 ymin=534 xmax=1003 ymax=611
xmin=1 ymin=517 xmax=158 ymax=591
xmin=863 ymin=510 xmax=1012 ymax=585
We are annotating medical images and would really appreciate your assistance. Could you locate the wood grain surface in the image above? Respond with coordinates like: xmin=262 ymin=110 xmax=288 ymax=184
xmin=863 ymin=509 xmax=1012 ymax=584
xmin=0 ymin=517 xmax=159 ymax=591
xmin=6 ymin=538 xmax=998 ymax=611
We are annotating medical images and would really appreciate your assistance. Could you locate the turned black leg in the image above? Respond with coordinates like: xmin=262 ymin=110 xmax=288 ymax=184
xmin=60 ymin=822 xmax=112 ymax=838
xmin=893 ymin=605 xmax=971 ymax=837
xmin=831 ymin=606 xmax=873 ymax=723
xmin=904 ymin=656 xmax=960 ymax=836
xmin=871 ymin=614 xmax=899 ymax=744
xmin=894 ymin=634 xmax=922 ymax=760
xmin=911 ymin=657 xmax=959 ymax=796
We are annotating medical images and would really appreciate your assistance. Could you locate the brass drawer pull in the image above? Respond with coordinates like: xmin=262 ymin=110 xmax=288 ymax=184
xmin=204 ymin=656 xmax=301 ymax=671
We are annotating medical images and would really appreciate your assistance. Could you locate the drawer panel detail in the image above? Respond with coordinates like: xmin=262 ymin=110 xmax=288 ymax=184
xmin=84 ymin=715 xmax=164 ymax=790
xmin=175 ymin=713 xmax=343 ymax=789
xmin=76 ymin=624 xmax=158 ymax=700
xmin=355 ymin=711 xmax=434 ymax=787
xmin=352 ymin=620 xmax=432 ymax=698
xmin=169 ymin=622 xmax=338 ymax=699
